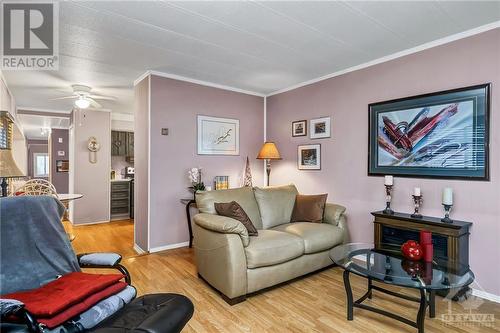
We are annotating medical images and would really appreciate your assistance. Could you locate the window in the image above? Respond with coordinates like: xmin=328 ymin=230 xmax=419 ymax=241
xmin=33 ymin=153 xmax=49 ymax=177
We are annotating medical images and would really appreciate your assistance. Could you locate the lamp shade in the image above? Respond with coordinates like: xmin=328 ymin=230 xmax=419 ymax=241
xmin=0 ymin=149 xmax=24 ymax=178
xmin=257 ymin=142 xmax=281 ymax=160
xmin=0 ymin=112 xmax=24 ymax=178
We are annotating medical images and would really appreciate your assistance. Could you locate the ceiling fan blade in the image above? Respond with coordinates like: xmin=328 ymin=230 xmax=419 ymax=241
xmin=88 ymin=98 xmax=102 ymax=109
xmin=50 ymin=96 xmax=77 ymax=101
xmin=88 ymin=94 xmax=116 ymax=101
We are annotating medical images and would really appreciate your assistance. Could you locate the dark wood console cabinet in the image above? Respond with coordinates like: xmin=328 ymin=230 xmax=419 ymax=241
xmin=372 ymin=211 xmax=472 ymax=269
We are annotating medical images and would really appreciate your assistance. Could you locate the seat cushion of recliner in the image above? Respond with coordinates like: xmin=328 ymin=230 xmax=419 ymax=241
xmin=245 ymin=230 xmax=304 ymax=269
xmin=90 ymin=294 xmax=194 ymax=333
xmin=271 ymin=222 xmax=344 ymax=254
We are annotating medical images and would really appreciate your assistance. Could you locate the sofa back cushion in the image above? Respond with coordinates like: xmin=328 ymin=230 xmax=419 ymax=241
xmin=196 ymin=187 xmax=263 ymax=229
xmin=291 ymin=194 xmax=328 ymax=223
xmin=253 ymin=184 xmax=298 ymax=229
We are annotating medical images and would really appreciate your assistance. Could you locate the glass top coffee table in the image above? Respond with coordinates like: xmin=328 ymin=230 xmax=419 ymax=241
xmin=330 ymin=243 xmax=474 ymax=333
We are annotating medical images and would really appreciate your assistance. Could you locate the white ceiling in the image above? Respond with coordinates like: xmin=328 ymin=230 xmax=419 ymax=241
xmin=3 ymin=1 xmax=500 ymax=116
xmin=17 ymin=113 xmax=70 ymax=140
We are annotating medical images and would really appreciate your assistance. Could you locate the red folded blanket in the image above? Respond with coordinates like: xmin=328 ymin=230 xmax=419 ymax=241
xmin=3 ymin=272 xmax=125 ymax=317
xmin=38 ymin=282 xmax=127 ymax=328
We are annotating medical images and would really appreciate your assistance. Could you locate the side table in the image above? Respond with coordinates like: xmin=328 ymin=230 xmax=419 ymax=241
xmin=180 ymin=198 xmax=197 ymax=248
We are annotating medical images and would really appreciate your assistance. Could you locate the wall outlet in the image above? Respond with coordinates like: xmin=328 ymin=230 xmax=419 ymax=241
xmin=161 ymin=128 xmax=169 ymax=136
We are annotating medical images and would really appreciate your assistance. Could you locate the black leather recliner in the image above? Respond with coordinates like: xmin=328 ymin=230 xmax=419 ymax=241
xmin=0 ymin=196 xmax=194 ymax=333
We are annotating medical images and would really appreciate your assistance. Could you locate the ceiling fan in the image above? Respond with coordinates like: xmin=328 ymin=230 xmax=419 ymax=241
xmin=50 ymin=84 xmax=116 ymax=109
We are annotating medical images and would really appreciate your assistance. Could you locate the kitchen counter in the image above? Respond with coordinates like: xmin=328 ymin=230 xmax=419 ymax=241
xmin=111 ymin=178 xmax=132 ymax=182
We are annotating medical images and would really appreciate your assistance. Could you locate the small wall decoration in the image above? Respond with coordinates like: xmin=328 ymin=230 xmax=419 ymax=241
xmin=292 ymin=120 xmax=307 ymax=137
xmin=197 ymin=115 xmax=239 ymax=155
xmin=298 ymin=144 xmax=321 ymax=170
xmin=368 ymin=84 xmax=490 ymax=180
xmin=310 ymin=116 xmax=331 ymax=139
xmin=87 ymin=136 xmax=100 ymax=164
xmin=56 ymin=160 xmax=69 ymax=172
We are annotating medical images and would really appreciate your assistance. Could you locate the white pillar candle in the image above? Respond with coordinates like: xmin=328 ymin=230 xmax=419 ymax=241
xmin=384 ymin=175 xmax=393 ymax=186
xmin=442 ymin=188 xmax=453 ymax=205
xmin=414 ymin=187 xmax=421 ymax=196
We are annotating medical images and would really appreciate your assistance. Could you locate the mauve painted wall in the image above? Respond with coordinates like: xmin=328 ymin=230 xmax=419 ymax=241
xmin=27 ymin=139 xmax=48 ymax=179
xmin=267 ymin=29 xmax=500 ymax=295
xmin=69 ymin=109 xmax=111 ymax=225
xmin=149 ymin=75 xmax=264 ymax=249
xmin=50 ymin=129 xmax=69 ymax=193
xmin=134 ymin=78 xmax=150 ymax=251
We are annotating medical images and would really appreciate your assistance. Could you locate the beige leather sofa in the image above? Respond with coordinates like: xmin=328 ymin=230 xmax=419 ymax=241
xmin=193 ymin=184 xmax=347 ymax=304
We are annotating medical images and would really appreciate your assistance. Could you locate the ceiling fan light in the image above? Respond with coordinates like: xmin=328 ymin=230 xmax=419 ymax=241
xmin=75 ymin=97 xmax=90 ymax=109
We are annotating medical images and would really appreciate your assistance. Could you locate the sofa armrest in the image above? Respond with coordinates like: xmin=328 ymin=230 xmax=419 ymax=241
xmin=192 ymin=224 xmax=248 ymax=300
xmin=193 ymin=213 xmax=249 ymax=247
xmin=323 ymin=203 xmax=346 ymax=226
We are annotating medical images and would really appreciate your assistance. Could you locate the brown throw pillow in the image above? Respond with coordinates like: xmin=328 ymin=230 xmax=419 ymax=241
xmin=214 ymin=201 xmax=258 ymax=236
xmin=291 ymin=194 xmax=328 ymax=223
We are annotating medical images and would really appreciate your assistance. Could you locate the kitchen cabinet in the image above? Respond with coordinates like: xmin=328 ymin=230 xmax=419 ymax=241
xmin=110 ymin=180 xmax=131 ymax=219
xmin=111 ymin=131 xmax=134 ymax=157
xmin=126 ymin=131 xmax=134 ymax=157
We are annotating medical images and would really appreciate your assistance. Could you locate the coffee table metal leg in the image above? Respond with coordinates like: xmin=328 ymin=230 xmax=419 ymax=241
xmin=343 ymin=270 xmax=354 ymax=320
xmin=367 ymin=277 xmax=373 ymax=299
xmin=428 ymin=291 xmax=435 ymax=318
xmin=417 ymin=289 xmax=428 ymax=333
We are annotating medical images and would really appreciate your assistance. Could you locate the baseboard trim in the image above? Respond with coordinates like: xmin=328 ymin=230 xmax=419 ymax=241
xmin=133 ymin=244 xmax=147 ymax=255
xmin=149 ymin=241 xmax=190 ymax=253
xmin=72 ymin=219 xmax=110 ymax=226
xmin=472 ymin=288 xmax=500 ymax=304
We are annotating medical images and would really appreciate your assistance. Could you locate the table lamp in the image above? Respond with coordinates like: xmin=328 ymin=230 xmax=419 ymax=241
xmin=257 ymin=142 xmax=281 ymax=186
xmin=0 ymin=112 xmax=25 ymax=196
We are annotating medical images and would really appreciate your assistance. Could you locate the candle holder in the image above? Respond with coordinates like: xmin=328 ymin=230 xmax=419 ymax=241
xmin=441 ymin=204 xmax=453 ymax=223
xmin=411 ymin=195 xmax=423 ymax=218
xmin=383 ymin=184 xmax=394 ymax=215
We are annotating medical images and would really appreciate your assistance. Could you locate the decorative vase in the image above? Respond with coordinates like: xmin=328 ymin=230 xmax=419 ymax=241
xmin=401 ymin=240 xmax=423 ymax=261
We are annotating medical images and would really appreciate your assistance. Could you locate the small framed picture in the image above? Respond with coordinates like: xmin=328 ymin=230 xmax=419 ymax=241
xmin=310 ymin=116 xmax=331 ymax=139
xmin=298 ymin=144 xmax=321 ymax=170
xmin=292 ymin=120 xmax=307 ymax=137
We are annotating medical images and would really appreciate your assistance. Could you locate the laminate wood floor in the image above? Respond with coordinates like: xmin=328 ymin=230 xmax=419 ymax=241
xmin=71 ymin=220 xmax=500 ymax=333
xmin=67 ymin=219 xmax=136 ymax=258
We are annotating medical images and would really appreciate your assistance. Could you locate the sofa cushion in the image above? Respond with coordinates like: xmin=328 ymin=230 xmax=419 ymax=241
xmin=196 ymin=187 xmax=263 ymax=229
xmin=271 ymin=222 xmax=344 ymax=254
xmin=215 ymin=201 xmax=258 ymax=236
xmin=245 ymin=230 xmax=304 ymax=269
xmin=291 ymin=194 xmax=328 ymax=223
xmin=253 ymin=184 xmax=298 ymax=229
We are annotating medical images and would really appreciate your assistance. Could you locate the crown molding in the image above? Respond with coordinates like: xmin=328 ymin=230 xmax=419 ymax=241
xmin=133 ymin=71 xmax=151 ymax=86
xmin=267 ymin=21 xmax=500 ymax=97
xmin=133 ymin=70 xmax=265 ymax=97
xmin=17 ymin=106 xmax=72 ymax=114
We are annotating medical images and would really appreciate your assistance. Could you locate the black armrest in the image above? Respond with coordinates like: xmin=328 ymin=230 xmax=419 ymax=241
xmin=77 ymin=253 xmax=131 ymax=285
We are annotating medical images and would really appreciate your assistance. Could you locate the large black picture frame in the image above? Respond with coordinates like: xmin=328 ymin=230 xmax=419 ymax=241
xmin=368 ymin=84 xmax=490 ymax=181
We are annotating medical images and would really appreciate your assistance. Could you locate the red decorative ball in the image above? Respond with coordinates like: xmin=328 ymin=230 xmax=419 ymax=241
xmin=401 ymin=240 xmax=423 ymax=261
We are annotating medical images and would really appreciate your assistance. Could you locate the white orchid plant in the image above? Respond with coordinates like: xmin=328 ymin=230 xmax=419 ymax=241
xmin=188 ymin=167 xmax=205 ymax=192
